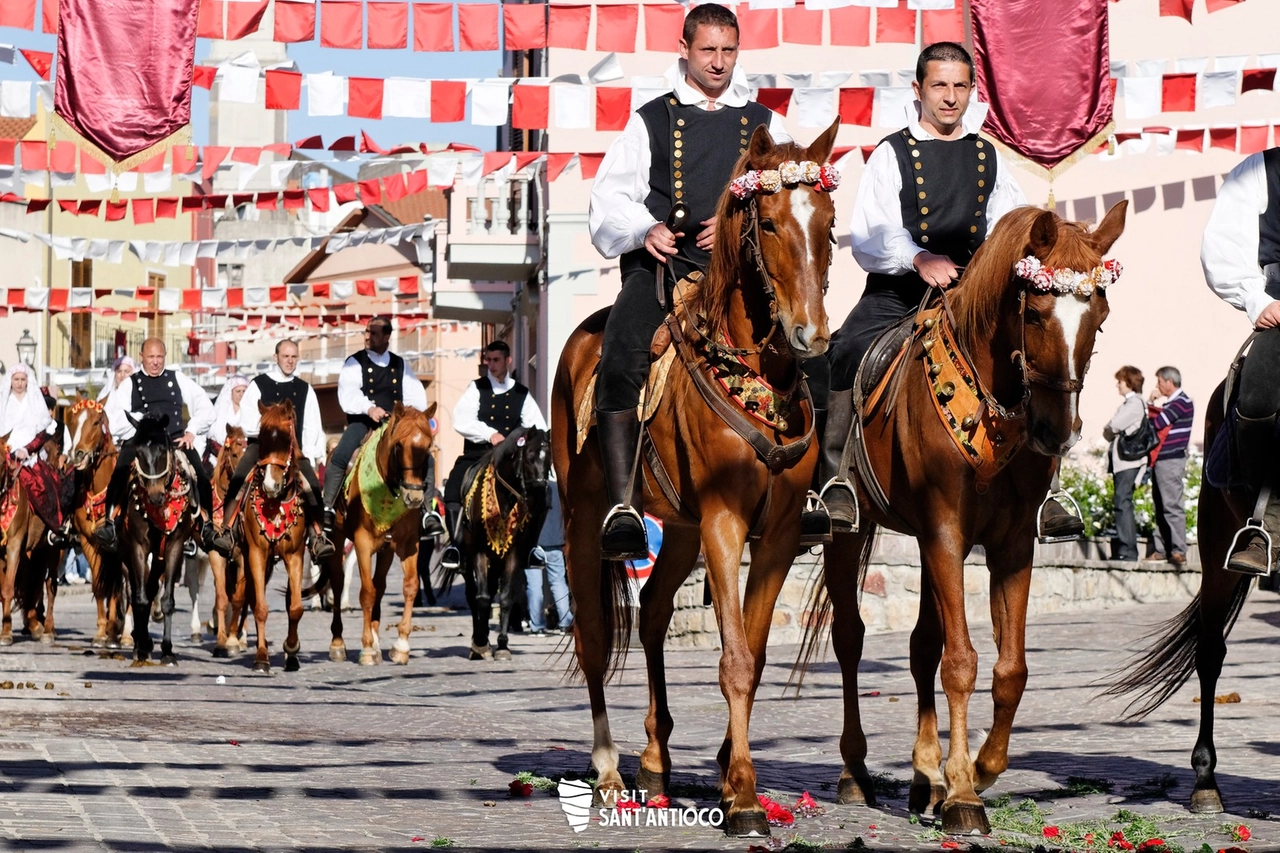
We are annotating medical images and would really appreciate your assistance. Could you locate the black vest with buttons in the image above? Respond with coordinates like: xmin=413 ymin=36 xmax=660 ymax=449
xmin=253 ymin=374 xmax=310 ymax=445
xmin=349 ymin=350 xmax=405 ymax=425
xmin=867 ymin=128 xmax=996 ymax=293
xmin=131 ymin=370 xmax=186 ymax=438
xmin=619 ymin=94 xmax=774 ymax=285
xmin=1258 ymin=148 xmax=1280 ymax=268
xmin=462 ymin=377 xmax=529 ymax=457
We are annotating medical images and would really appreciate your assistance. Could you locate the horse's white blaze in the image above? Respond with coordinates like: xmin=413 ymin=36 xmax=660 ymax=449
xmin=1054 ymin=295 xmax=1091 ymax=442
xmin=70 ymin=411 xmax=86 ymax=457
xmin=790 ymin=188 xmax=816 ymax=268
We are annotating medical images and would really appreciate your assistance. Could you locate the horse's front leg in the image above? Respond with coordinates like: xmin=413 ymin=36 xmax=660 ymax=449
xmin=919 ymin=535 xmax=986 ymax=835
xmin=327 ymin=542 xmax=348 ymax=661
xmin=282 ymin=544 xmax=305 ymax=673
xmin=159 ymin=539 xmax=181 ymax=666
xmin=390 ymin=534 xmax=418 ymax=665
xmin=0 ymin=546 xmax=16 ymax=645
xmin=493 ymin=551 xmax=517 ymax=661
xmin=700 ymin=509 xmax=768 ymax=837
xmin=822 ymin=529 xmax=878 ymax=806
xmin=637 ymin=524 xmax=702 ymax=799
xmin=41 ymin=550 xmax=58 ymax=644
xmin=247 ymin=540 xmax=272 ymax=674
xmin=468 ymin=546 xmax=493 ymax=659
xmin=186 ymin=551 xmax=204 ymax=643
xmin=210 ymin=553 xmax=231 ymax=657
xmin=355 ymin=532 xmax=381 ymax=665
xmin=128 ymin=542 xmax=154 ymax=662
xmin=974 ymin=541 xmax=1034 ymax=795
xmin=908 ymin=569 xmax=946 ymax=819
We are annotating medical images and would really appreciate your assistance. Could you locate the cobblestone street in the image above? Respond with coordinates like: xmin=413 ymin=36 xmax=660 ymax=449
xmin=0 ymin=570 xmax=1277 ymax=851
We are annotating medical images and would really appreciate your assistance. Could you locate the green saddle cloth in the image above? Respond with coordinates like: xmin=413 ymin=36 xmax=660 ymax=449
xmin=344 ymin=424 xmax=410 ymax=537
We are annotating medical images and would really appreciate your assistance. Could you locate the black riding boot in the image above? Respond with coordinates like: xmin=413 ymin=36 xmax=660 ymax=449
xmin=817 ymin=389 xmax=858 ymax=531
xmin=1227 ymin=413 xmax=1278 ymax=575
xmin=597 ymin=409 xmax=647 ymax=561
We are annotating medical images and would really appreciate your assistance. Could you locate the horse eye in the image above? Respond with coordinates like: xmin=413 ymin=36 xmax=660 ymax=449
xmin=760 ymin=219 xmax=776 ymax=233
xmin=1025 ymin=307 xmax=1042 ymax=326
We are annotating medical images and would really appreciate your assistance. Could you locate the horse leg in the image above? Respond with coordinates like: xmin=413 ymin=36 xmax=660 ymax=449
xmin=327 ymin=546 xmax=348 ymax=661
xmin=283 ymin=548 xmax=304 ymax=673
xmin=158 ymin=543 xmax=180 ymax=665
xmin=186 ymin=552 xmax=203 ymax=643
xmin=342 ymin=547 xmax=356 ymax=610
xmin=700 ymin=511 xmax=769 ymax=837
xmin=973 ymin=544 xmax=1034 ymax=794
xmin=823 ymin=530 xmax=878 ymax=806
xmin=907 ymin=569 xmax=947 ymax=820
xmin=494 ymin=553 xmax=515 ymax=662
xmin=41 ymin=552 xmax=57 ymax=644
xmin=636 ymin=525 xmax=701 ymax=799
xmin=356 ymin=536 xmax=381 ymax=665
xmin=210 ymin=554 xmax=230 ymax=657
xmin=129 ymin=549 xmax=154 ymax=662
xmin=390 ymin=542 xmax=418 ymax=665
xmin=0 ymin=551 xmax=15 ymax=645
xmin=920 ymin=538 xmax=987 ymax=836
xmin=85 ymin=545 xmax=109 ymax=648
xmin=468 ymin=548 xmax=493 ymax=660
xmin=247 ymin=542 xmax=272 ymax=674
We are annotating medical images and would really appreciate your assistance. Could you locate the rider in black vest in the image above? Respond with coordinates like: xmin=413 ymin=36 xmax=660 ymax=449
xmin=440 ymin=340 xmax=547 ymax=570
xmin=95 ymin=337 xmax=218 ymax=552
xmin=1202 ymin=145 xmax=1280 ymax=573
xmin=209 ymin=340 xmax=335 ymax=560
xmin=589 ymin=3 xmax=790 ymax=559
xmin=321 ymin=316 xmax=431 ymax=530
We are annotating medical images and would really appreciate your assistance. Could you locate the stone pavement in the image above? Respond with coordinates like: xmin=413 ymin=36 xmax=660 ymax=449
xmin=0 ymin=570 xmax=1278 ymax=852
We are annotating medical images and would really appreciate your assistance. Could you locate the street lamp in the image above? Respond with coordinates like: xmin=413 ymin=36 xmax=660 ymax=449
xmin=15 ymin=329 xmax=36 ymax=368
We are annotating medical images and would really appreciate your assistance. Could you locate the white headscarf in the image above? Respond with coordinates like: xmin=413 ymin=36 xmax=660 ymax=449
xmin=0 ymin=363 xmax=51 ymax=463
xmin=98 ymin=355 xmax=137 ymax=402
xmin=210 ymin=375 xmax=251 ymax=445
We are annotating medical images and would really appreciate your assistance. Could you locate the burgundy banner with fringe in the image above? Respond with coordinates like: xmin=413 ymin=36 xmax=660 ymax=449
xmin=54 ymin=0 xmax=199 ymax=166
xmin=970 ymin=0 xmax=1113 ymax=177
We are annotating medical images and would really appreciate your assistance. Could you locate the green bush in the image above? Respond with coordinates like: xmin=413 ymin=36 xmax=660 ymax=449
xmin=1059 ymin=449 xmax=1200 ymax=544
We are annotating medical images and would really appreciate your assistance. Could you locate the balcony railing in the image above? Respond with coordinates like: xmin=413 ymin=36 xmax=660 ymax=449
xmin=445 ymin=173 xmax=542 ymax=282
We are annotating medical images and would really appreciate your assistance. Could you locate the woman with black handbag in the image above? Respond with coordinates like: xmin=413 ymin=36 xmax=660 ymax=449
xmin=1104 ymin=366 xmax=1152 ymax=562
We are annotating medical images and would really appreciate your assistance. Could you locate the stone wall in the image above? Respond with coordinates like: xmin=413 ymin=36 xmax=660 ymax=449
xmin=661 ymin=533 xmax=1203 ymax=650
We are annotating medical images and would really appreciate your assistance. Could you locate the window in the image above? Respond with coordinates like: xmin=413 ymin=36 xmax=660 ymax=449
xmin=147 ymin=272 xmax=166 ymax=341
xmin=69 ymin=260 xmax=92 ymax=369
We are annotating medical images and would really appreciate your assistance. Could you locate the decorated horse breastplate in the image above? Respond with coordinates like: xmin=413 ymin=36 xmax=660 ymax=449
xmin=917 ymin=306 xmax=1026 ymax=492
xmin=132 ymin=371 xmax=186 ymax=438
xmin=705 ymin=329 xmax=797 ymax=432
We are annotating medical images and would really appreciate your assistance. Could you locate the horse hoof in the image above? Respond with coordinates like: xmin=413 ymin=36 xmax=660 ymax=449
xmin=634 ymin=766 xmax=669 ymax=799
xmin=836 ymin=774 xmax=878 ymax=807
xmin=29 ymin=625 xmax=42 ymax=641
xmin=212 ymin=646 xmax=229 ymax=659
xmin=0 ymin=635 xmax=11 ymax=647
xmin=1190 ymin=788 xmax=1225 ymax=814
xmin=106 ymin=639 xmax=121 ymax=650
xmin=909 ymin=783 xmax=946 ymax=820
xmin=940 ymin=801 xmax=990 ymax=836
xmin=284 ymin=655 xmax=300 ymax=673
xmin=493 ymin=648 xmax=512 ymax=662
xmin=722 ymin=808 xmax=769 ymax=837
xmin=390 ymin=649 xmax=410 ymax=665
xmin=160 ymin=654 xmax=178 ymax=667
xmin=39 ymin=632 xmax=55 ymax=646
xmin=91 ymin=637 xmax=107 ymax=649
xmin=252 ymin=661 xmax=271 ymax=674
xmin=592 ymin=780 xmax=626 ymax=809
xmin=190 ymin=633 xmax=203 ymax=644
xmin=328 ymin=645 xmax=347 ymax=663
xmin=469 ymin=644 xmax=491 ymax=661
xmin=358 ymin=650 xmax=379 ymax=666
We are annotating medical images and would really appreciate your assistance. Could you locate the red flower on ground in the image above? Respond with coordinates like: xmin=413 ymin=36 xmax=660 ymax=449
xmin=646 ymin=793 xmax=670 ymax=809
xmin=1137 ymin=840 xmax=1166 ymax=852
xmin=1109 ymin=831 xmax=1135 ymax=851
xmin=1233 ymin=825 xmax=1252 ymax=842
xmin=941 ymin=842 xmax=961 ymax=850
xmin=756 ymin=795 xmax=794 ymax=825
xmin=507 ymin=779 xmax=533 ymax=797
xmin=1218 ymin=847 xmax=1249 ymax=853
xmin=1084 ymin=833 xmax=1096 ymax=846
xmin=616 ymin=797 xmax=642 ymax=811
xmin=1043 ymin=826 xmax=1061 ymax=839
xmin=793 ymin=791 xmax=825 ymax=818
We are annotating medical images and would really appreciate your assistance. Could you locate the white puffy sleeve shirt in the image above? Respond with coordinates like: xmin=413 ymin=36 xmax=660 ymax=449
xmin=1202 ymin=152 xmax=1273 ymax=324
xmin=452 ymin=374 xmax=547 ymax=445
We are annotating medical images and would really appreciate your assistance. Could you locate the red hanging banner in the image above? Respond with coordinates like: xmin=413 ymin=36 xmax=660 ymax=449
xmin=971 ymin=0 xmax=1113 ymax=177
xmin=55 ymin=0 xmax=200 ymax=167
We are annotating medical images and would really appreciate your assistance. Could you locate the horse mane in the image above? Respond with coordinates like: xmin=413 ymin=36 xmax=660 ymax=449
xmin=257 ymin=402 xmax=295 ymax=456
xmin=949 ymin=206 xmax=1102 ymax=355
xmin=700 ymin=140 xmax=811 ymax=339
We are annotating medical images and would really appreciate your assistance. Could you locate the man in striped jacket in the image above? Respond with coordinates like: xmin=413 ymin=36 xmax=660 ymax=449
xmin=1145 ymin=366 xmax=1194 ymax=566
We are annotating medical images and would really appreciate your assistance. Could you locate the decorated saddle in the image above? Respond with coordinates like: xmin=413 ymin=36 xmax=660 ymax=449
xmin=343 ymin=422 xmax=413 ymax=538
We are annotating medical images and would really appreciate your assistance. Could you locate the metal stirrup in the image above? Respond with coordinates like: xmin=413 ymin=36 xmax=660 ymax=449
xmin=817 ymin=477 xmax=860 ymax=533
xmin=1226 ymin=519 xmax=1273 ymax=575
xmin=1036 ymin=489 xmax=1083 ymax=544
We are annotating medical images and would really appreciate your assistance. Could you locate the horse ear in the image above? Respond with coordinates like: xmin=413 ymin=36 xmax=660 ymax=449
xmin=393 ymin=401 xmax=406 ymax=419
xmin=1028 ymin=210 xmax=1057 ymax=256
xmin=1091 ymin=199 xmax=1128 ymax=255
xmin=258 ymin=400 xmax=268 ymax=415
xmin=158 ymin=413 xmax=169 ymax=431
xmin=125 ymin=411 xmax=139 ymax=429
xmin=747 ymin=123 xmax=775 ymax=167
xmin=425 ymin=401 xmax=438 ymax=420
xmin=805 ymin=118 xmax=841 ymax=166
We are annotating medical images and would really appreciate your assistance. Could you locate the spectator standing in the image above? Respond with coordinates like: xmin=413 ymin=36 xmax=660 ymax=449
xmin=1145 ymin=366 xmax=1194 ymax=565
xmin=1103 ymin=366 xmax=1148 ymax=562
xmin=524 ymin=478 xmax=572 ymax=635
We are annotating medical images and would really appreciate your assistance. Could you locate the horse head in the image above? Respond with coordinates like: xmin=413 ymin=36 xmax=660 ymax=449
xmin=384 ymin=401 xmax=436 ymax=510
xmin=126 ymin=411 xmax=174 ymax=507
xmin=496 ymin=426 xmax=551 ymax=517
xmin=956 ymin=200 xmax=1128 ymax=457
xmin=256 ymin=400 xmax=297 ymax=499
xmin=704 ymin=119 xmax=840 ymax=358
xmin=68 ymin=399 xmax=110 ymax=471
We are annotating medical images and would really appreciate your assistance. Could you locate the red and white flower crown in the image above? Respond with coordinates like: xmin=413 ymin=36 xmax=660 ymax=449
xmin=1014 ymin=255 xmax=1122 ymax=297
xmin=729 ymin=160 xmax=840 ymax=200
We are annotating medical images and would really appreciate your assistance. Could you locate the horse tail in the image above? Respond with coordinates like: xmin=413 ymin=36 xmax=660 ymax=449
xmin=1101 ymin=576 xmax=1252 ymax=719
xmin=602 ymin=557 xmax=635 ymax=682
xmin=787 ymin=524 xmax=878 ymax=696
xmin=299 ymin=551 xmax=332 ymax=599
xmin=92 ymin=548 xmax=124 ymax=604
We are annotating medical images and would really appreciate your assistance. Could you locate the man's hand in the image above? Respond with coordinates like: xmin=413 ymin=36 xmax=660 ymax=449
xmin=489 ymin=431 xmax=504 ymax=446
xmin=175 ymin=432 xmax=196 ymax=450
xmin=1256 ymin=300 xmax=1280 ymax=330
xmin=367 ymin=406 xmax=388 ymax=423
xmin=695 ymin=217 xmax=716 ymax=251
xmin=13 ymin=447 xmax=28 ymax=462
xmin=913 ymin=251 xmax=961 ymax=288
xmin=644 ymin=222 xmax=682 ymax=263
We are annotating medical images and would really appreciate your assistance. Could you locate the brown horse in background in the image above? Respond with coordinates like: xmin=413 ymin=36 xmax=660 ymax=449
xmin=208 ymin=425 xmax=249 ymax=657
xmin=0 ymin=433 xmax=62 ymax=645
xmin=236 ymin=401 xmax=308 ymax=674
xmin=66 ymin=399 xmax=129 ymax=648
xmin=799 ymin=202 xmax=1128 ymax=834
xmin=1107 ymin=377 xmax=1260 ymax=814
xmin=551 ymin=122 xmax=838 ymax=836
xmin=306 ymin=402 xmax=436 ymax=665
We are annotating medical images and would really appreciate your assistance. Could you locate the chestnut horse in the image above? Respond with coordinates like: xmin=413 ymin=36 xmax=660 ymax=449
xmin=207 ymin=426 xmax=249 ymax=657
xmin=236 ymin=400 xmax=309 ymax=674
xmin=551 ymin=122 xmax=838 ymax=836
xmin=798 ymin=202 xmax=1128 ymax=834
xmin=1106 ymin=377 xmax=1259 ymax=814
xmin=0 ymin=433 xmax=60 ymax=645
xmin=306 ymin=402 xmax=437 ymax=665
xmin=66 ymin=399 xmax=129 ymax=648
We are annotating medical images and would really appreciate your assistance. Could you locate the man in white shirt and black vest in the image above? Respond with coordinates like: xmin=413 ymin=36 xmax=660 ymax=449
xmin=321 ymin=316 xmax=430 ymax=528
xmin=209 ymin=340 xmax=336 ymax=560
xmin=96 ymin=337 xmax=219 ymax=552
xmin=588 ymin=2 xmax=791 ymax=559
xmin=441 ymin=340 xmax=547 ymax=570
